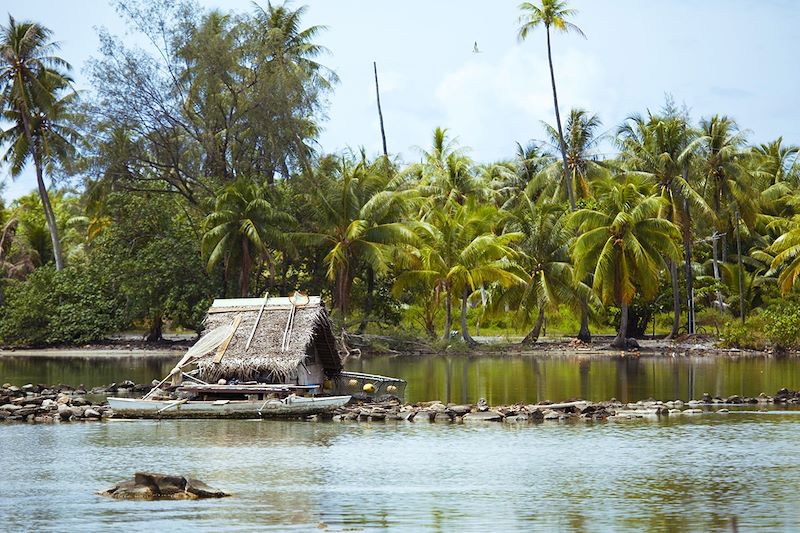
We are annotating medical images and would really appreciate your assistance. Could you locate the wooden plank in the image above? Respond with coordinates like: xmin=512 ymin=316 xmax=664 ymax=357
xmin=213 ymin=314 xmax=242 ymax=364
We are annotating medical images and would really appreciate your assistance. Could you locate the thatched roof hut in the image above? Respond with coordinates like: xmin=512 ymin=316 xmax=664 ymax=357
xmin=194 ymin=296 xmax=342 ymax=383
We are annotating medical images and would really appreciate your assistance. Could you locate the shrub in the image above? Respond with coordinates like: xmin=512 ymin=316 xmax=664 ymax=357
xmin=762 ymin=303 xmax=800 ymax=351
xmin=0 ymin=265 xmax=127 ymax=346
xmin=719 ymin=315 xmax=768 ymax=351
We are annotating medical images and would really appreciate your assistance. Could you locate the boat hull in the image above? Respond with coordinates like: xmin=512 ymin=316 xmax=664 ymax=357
xmin=107 ymin=395 xmax=351 ymax=419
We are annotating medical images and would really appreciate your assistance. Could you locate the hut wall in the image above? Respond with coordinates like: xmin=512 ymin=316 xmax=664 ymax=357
xmin=298 ymin=344 xmax=325 ymax=386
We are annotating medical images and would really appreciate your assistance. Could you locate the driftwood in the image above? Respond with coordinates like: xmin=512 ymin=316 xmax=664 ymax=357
xmin=530 ymin=401 xmax=588 ymax=410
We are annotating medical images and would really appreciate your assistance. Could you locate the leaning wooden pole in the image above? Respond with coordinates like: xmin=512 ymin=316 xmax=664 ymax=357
xmin=373 ymin=61 xmax=388 ymax=158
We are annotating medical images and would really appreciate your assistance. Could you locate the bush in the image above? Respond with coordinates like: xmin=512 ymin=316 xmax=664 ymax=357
xmin=0 ymin=265 xmax=127 ymax=346
xmin=762 ymin=303 xmax=800 ymax=351
xmin=719 ymin=315 xmax=768 ymax=351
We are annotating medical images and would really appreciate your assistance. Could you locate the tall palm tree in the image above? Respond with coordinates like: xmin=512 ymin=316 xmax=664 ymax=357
xmin=572 ymin=179 xmax=681 ymax=348
xmin=518 ymin=0 xmax=585 ymax=210
xmin=0 ymin=16 xmax=74 ymax=271
xmin=202 ymin=177 xmax=294 ymax=297
xmin=617 ymin=111 xmax=710 ymax=337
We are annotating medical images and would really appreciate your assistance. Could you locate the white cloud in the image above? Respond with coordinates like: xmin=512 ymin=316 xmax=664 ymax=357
xmin=433 ymin=45 xmax=609 ymax=161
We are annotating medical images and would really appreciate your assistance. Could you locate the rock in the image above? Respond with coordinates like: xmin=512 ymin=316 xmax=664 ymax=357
xmin=433 ymin=412 xmax=453 ymax=423
xmin=463 ymin=411 xmax=502 ymax=422
xmin=1 ymin=404 xmax=22 ymax=412
xmin=527 ymin=409 xmax=544 ymax=421
xmin=41 ymin=399 xmax=57 ymax=410
xmin=56 ymin=393 xmax=72 ymax=405
xmin=682 ymin=408 xmax=703 ymax=415
xmin=397 ymin=411 xmax=416 ymax=422
xmin=71 ymin=397 xmax=88 ymax=407
xmin=84 ymin=408 xmax=102 ymax=419
xmin=57 ymin=404 xmax=73 ymax=420
xmin=717 ymin=408 xmax=730 ymax=413
xmin=476 ymin=398 xmax=489 ymax=412
xmin=542 ymin=409 xmax=562 ymax=420
xmin=504 ymin=414 xmax=528 ymax=423
xmin=449 ymin=404 xmax=472 ymax=416
xmin=70 ymin=406 xmax=85 ymax=418
xmin=185 ymin=478 xmax=228 ymax=498
xmin=101 ymin=473 xmax=230 ymax=500
xmin=118 ymin=380 xmax=136 ymax=389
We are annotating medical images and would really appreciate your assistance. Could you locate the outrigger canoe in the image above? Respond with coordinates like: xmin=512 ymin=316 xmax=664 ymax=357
xmin=108 ymin=393 xmax=351 ymax=419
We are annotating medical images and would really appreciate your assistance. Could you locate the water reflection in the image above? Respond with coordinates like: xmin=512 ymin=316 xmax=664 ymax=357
xmin=348 ymin=353 xmax=800 ymax=403
xmin=3 ymin=352 xmax=800 ymax=404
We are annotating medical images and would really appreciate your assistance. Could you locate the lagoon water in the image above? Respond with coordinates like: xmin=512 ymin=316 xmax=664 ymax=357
xmin=3 ymin=352 xmax=800 ymax=531
xmin=3 ymin=351 xmax=800 ymax=404
xmin=3 ymin=414 xmax=800 ymax=531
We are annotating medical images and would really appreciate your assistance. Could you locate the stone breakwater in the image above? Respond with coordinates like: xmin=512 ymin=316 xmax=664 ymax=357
xmin=3 ymin=382 xmax=800 ymax=424
xmin=329 ymin=388 xmax=800 ymax=423
xmin=0 ymin=382 xmax=138 ymax=423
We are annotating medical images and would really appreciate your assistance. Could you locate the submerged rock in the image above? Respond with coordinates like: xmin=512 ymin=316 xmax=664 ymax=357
xmin=100 ymin=472 xmax=230 ymax=500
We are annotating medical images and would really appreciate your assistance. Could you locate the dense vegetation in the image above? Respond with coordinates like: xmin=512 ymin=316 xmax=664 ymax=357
xmin=1 ymin=0 xmax=800 ymax=350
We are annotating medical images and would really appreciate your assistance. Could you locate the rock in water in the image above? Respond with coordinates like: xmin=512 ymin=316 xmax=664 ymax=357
xmin=100 ymin=472 xmax=230 ymax=500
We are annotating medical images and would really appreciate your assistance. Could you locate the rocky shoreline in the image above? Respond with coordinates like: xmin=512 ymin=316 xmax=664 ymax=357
xmin=4 ymin=381 xmax=800 ymax=425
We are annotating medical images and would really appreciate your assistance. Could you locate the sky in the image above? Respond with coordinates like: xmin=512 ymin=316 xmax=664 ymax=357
xmin=3 ymin=0 xmax=799 ymax=201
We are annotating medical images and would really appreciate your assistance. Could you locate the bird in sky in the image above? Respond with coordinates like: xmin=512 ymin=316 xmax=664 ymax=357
xmin=473 ymin=41 xmax=481 ymax=53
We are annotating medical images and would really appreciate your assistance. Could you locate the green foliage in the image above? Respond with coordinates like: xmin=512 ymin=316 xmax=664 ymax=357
xmin=0 ymin=265 xmax=126 ymax=345
xmin=762 ymin=303 xmax=800 ymax=350
xmin=719 ymin=316 xmax=768 ymax=351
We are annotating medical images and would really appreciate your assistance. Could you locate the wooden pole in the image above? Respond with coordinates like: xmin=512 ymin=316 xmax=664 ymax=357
xmin=373 ymin=61 xmax=388 ymax=158
xmin=245 ymin=293 xmax=269 ymax=351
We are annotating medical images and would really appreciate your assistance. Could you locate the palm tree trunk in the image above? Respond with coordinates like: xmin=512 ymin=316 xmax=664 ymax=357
xmin=682 ymin=198 xmax=695 ymax=334
xmin=443 ymin=290 xmax=452 ymax=341
xmin=240 ymin=239 xmax=251 ymax=297
xmin=612 ymin=302 xmax=629 ymax=349
xmin=545 ymin=27 xmax=576 ymax=211
xmin=666 ymin=260 xmax=680 ymax=339
xmin=460 ymin=285 xmax=477 ymax=346
xmin=146 ymin=312 xmax=163 ymax=342
xmin=577 ymin=300 xmax=591 ymax=342
xmin=711 ymin=233 xmax=724 ymax=310
xmin=357 ymin=266 xmax=375 ymax=334
xmin=522 ymin=308 xmax=546 ymax=345
xmin=29 ymin=137 xmax=64 ymax=271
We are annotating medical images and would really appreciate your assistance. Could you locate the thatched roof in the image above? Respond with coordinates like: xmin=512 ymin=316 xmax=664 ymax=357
xmin=194 ymin=296 xmax=342 ymax=382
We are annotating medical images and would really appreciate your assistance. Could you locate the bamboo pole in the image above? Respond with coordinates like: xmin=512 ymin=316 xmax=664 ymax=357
xmin=245 ymin=292 xmax=269 ymax=351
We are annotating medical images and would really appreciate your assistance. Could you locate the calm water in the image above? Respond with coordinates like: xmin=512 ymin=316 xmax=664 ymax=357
xmin=3 ymin=352 xmax=800 ymax=403
xmin=4 ymin=352 xmax=800 ymax=531
xmin=3 ymin=415 xmax=800 ymax=532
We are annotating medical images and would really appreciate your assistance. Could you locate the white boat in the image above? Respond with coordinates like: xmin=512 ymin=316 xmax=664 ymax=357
xmin=108 ymin=394 xmax=351 ymax=419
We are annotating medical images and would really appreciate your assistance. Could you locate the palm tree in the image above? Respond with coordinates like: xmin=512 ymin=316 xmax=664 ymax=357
xmin=696 ymin=115 xmax=755 ymax=306
xmin=394 ymin=200 xmax=523 ymax=345
xmin=0 ymin=16 xmax=75 ymax=271
xmin=502 ymin=199 xmax=588 ymax=344
xmin=540 ymin=108 xmax=607 ymax=201
xmin=572 ymin=179 xmax=681 ymax=348
xmin=412 ymin=127 xmax=486 ymax=209
xmin=617 ymin=111 xmax=710 ymax=337
xmin=202 ymin=177 xmax=294 ymax=297
xmin=768 ymin=215 xmax=800 ymax=295
xmin=298 ymin=152 xmax=418 ymax=319
xmin=518 ymin=0 xmax=585 ymax=210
